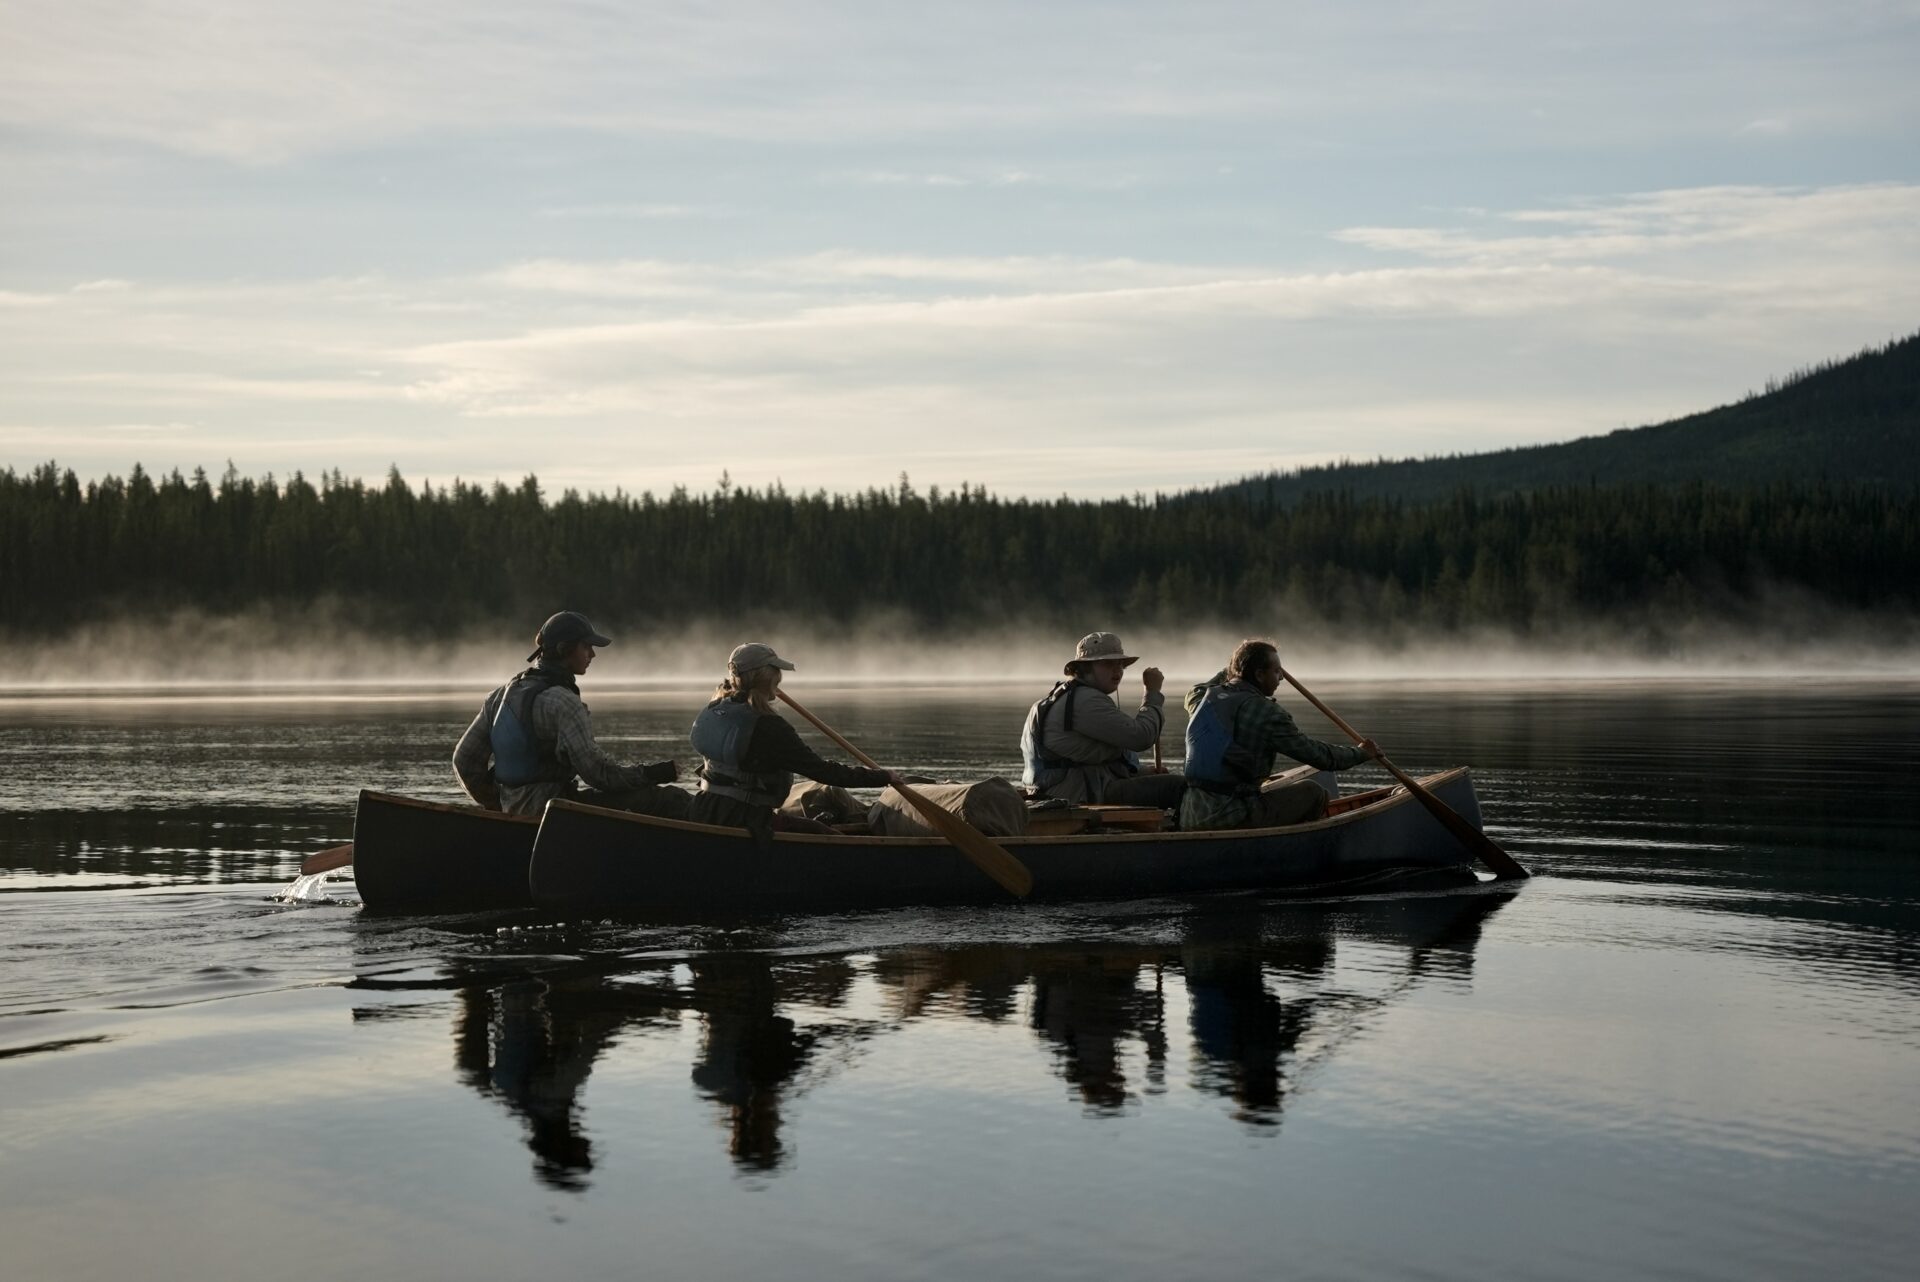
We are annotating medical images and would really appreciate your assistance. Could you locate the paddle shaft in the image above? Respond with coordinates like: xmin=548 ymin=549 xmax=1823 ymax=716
xmin=300 ymin=843 xmax=355 ymax=875
xmin=775 ymin=689 xmax=1034 ymax=897
xmin=1281 ymin=672 xmax=1530 ymax=881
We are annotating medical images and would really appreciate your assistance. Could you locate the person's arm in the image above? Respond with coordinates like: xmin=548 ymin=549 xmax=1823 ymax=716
xmin=1063 ymin=682 xmax=1164 ymax=752
xmin=544 ymin=690 xmax=667 ymax=793
xmin=451 ymin=698 xmax=502 ymax=810
xmin=1246 ymin=699 xmax=1372 ymax=772
xmin=742 ymin=714 xmax=892 ymax=789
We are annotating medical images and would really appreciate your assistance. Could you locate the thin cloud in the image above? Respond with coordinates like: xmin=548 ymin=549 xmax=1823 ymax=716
xmin=1334 ymin=184 xmax=1920 ymax=266
xmin=10 ymin=3 xmax=1911 ymax=163
xmin=536 ymin=203 xmax=727 ymax=219
xmin=5 ymin=181 xmax=1916 ymax=497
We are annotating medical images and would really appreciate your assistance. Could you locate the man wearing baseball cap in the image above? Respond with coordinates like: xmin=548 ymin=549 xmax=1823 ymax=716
xmin=452 ymin=610 xmax=688 ymax=819
xmin=1019 ymin=631 xmax=1186 ymax=810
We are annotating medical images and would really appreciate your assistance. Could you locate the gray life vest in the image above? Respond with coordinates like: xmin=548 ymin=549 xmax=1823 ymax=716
xmin=1020 ymin=680 xmax=1140 ymax=790
xmin=1182 ymin=682 xmax=1272 ymax=796
xmin=490 ymin=671 xmax=577 ymax=788
xmin=690 ymin=697 xmax=792 ymax=808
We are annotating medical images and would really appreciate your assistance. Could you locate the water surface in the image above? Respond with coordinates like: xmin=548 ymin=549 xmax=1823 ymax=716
xmin=3 ymin=681 xmax=1917 ymax=1281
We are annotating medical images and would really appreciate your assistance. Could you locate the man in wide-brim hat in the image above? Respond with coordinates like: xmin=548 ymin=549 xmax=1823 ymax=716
xmin=1018 ymin=631 xmax=1187 ymax=811
xmin=452 ymin=610 xmax=688 ymax=819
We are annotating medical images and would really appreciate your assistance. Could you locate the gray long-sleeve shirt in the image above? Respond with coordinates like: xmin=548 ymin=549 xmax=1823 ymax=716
xmin=452 ymin=682 xmax=674 ymax=816
xmin=1022 ymin=679 xmax=1166 ymax=803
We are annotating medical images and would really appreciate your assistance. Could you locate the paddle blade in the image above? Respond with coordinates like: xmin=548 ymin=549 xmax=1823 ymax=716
xmin=300 ymin=843 xmax=355 ymax=875
xmin=1390 ymin=766 xmax=1529 ymax=880
xmin=895 ymin=783 xmax=1034 ymax=898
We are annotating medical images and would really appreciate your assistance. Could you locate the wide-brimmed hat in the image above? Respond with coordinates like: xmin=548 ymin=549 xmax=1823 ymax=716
xmin=1064 ymin=631 xmax=1137 ymax=674
xmin=528 ymin=610 xmax=612 ymax=661
xmin=729 ymin=641 xmax=797 ymax=674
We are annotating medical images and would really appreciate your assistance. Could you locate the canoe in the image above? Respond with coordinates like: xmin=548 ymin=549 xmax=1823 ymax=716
xmin=352 ymin=789 xmax=537 ymax=913
xmin=526 ymin=767 xmax=1487 ymax=915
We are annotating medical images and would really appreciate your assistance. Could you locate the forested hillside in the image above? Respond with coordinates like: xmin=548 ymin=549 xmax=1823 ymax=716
xmin=1212 ymin=330 xmax=1920 ymax=507
xmin=3 ymin=462 xmax=1912 ymax=645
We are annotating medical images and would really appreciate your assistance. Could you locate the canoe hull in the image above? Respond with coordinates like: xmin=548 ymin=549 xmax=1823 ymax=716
xmin=353 ymin=790 xmax=538 ymax=913
xmin=527 ymin=768 xmax=1485 ymax=915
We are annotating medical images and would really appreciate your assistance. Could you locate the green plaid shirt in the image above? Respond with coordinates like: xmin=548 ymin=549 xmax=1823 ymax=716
xmin=1177 ymin=671 xmax=1371 ymax=830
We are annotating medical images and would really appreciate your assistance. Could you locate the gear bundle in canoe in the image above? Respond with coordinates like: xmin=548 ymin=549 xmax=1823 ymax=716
xmin=339 ymin=766 xmax=1489 ymax=915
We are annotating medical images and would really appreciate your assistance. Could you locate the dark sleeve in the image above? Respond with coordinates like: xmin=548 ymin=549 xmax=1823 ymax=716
xmin=741 ymin=714 xmax=892 ymax=788
xmin=451 ymin=689 xmax=502 ymax=808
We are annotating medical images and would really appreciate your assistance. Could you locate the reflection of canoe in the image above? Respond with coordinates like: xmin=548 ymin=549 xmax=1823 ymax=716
xmin=353 ymin=791 xmax=537 ymax=913
xmin=526 ymin=768 xmax=1485 ymax=915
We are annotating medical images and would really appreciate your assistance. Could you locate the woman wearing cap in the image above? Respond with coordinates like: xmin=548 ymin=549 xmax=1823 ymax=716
xmin=1020 ymin=631 xmax=1187 ymax=810
xmin=452 ymin=610 xmax=688 ymax=819
xmin=687 ymin=643 xmax=905 ymax=836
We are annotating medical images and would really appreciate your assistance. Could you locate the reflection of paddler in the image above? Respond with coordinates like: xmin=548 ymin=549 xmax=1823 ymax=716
xmin=1175 ymin=917 xmax=1328 ymax=1113
xmin=1028 ymin=951 xmax=1167 ymax=1111
xmin=1182 ymin=891 xmax=1517 ymax=1122
xmin=688 ymin=954 xmax=811 ymax=1171
xmin=452 ymin=973 xmax=675 ymax=1192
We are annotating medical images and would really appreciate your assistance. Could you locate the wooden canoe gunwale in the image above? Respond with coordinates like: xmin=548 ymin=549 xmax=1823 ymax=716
xmin=538 ymin=768 xmax=1463 ymax=848
xmin=527 ymin=768 xmax=1487 ymax=914
xmin=358 ymin=790 xmax=538 ymax=824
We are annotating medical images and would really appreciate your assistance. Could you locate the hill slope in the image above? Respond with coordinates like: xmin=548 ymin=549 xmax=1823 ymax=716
xmin=1214 ymin=330 xmax=1920 ymax=506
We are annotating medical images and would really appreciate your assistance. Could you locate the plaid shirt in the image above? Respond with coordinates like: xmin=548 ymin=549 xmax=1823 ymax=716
xmin=1177 ymin=670 xmax=1370 ymax=830
xmin=453 ymin=681 xmax=673 ymax=815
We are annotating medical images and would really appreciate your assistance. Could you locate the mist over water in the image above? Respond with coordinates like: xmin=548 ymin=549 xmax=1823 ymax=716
xmin=4 ymin=602 xmax=1917 ymax=691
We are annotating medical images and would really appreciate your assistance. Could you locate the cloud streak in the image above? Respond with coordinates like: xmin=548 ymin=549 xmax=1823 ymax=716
xmin=4 ymin=181 xmax=1914 ymax=496
xmin=5 ymin=2 xmax=1914 ymax=162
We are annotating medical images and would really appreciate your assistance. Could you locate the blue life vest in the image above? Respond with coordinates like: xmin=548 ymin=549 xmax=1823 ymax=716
xmin=1182 ymin=682 xmax=1271 ymax=796
xmin=489 ymin=668 xmax=578 ymax=788
xmin=690 ymin=697 xmax=793 ymax=808
xmin=1020 ymin=680 xmax=1140 ymax=789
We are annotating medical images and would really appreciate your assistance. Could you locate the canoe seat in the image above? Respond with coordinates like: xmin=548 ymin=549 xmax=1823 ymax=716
xmin=1025 ymin=804 xmax=1168 ymax=836
xmin=1325 ymin=785 xmax=1403 ymax=817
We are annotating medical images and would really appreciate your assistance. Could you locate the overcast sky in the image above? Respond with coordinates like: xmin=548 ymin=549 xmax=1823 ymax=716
xmin=3 ymin=0 xmax=1917 ymax=499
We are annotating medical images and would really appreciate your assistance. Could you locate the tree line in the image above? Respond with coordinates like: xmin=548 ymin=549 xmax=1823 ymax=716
xmin=2 ymin=461 xmax=1915 ymax=645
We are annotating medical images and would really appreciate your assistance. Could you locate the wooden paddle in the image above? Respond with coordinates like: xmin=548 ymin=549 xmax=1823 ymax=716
xmin=1281 ymin=671 xmax=1530 ymax=881
xmin=300 ymin=843 xmax=355 ymax=875
xmin=775 ymin=689 xmax=1034 ymax=898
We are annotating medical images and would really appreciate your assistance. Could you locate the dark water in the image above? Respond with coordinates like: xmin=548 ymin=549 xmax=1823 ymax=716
xmin=3 ymin=681 xmax=1917 ymax=1281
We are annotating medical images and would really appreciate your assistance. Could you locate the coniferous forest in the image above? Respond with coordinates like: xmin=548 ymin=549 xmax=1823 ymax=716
xmin=2 ymin=461 xmax=1914 ymax=646
xmin=5 ymin=334 xmax=1916 ymax=648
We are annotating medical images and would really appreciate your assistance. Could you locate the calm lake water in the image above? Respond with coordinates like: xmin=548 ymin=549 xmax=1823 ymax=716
xmin=3 ymin=680 xmax=1917 ymax=1282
